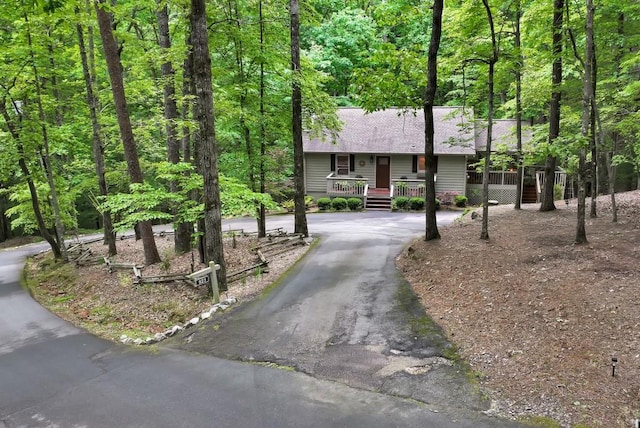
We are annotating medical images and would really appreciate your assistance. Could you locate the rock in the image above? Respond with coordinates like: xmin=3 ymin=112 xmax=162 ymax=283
xmin=133 ymin=338 xmax=144 ymax=345
xmin=201 ymin=311 xmax=211 ymax=320
xmin=154 ymin=332 xmax=166 ymax=341
xmin=166 ymin=325 xmax=183 ymax=337
xmin=120 ymin=334 xmax=129 ymax=342
xmin=225 ymin=296 xmax=237 ymax=304
xmin=185 ymin=317 xmax=199 ymax=328
xmin=218 ymin=304 xmax=229 ymax=311
xmin=210 ymin=306 xmax=219 ymax=313
xmin=145 ymin=337 xmax=155 ymax=345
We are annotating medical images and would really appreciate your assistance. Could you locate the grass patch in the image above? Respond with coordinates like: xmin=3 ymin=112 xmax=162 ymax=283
xmin=518 ymin=415 xmax=562 ymax=427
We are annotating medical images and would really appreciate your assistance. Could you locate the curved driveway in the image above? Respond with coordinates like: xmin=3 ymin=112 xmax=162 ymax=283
xmin=0 ymin=212 xmax=523 ymax=428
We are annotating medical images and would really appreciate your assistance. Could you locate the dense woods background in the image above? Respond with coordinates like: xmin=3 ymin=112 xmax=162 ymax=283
xmin=0 ymin=0 xmax=638 ymax=262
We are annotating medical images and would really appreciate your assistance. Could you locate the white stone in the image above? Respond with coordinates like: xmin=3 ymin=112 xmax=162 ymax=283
xmin=133 ymin=338 xmax=144 ymax=345
xmin=120 ymin=334 xmax=129 ymax=342
xmin=201 ymin=312 xmax=211 ymax=320
xmin=145 ymin=337 xmax=155 ymax=344
xmin=154 ymin=333 xmax=166 ymax=341
xmin=189 ymin=317 xmax=199 ymax=325
xmin=210 ymin=306 xmax=219 ymax=313
xmin=166 ymin=325 xmax=183 ymax=336
xmin=225 ymin=297 xmax=237 ymax=304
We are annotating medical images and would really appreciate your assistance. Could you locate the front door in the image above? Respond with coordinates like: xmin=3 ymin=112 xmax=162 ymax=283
xmin=375 ymin=156 xmax=390 ymax=188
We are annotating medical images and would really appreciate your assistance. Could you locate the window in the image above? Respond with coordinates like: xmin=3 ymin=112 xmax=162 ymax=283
xmin=336 ymin=154 xmax=350 ymax=176
xmin=413 ymin=155 xmax=438 ymax=174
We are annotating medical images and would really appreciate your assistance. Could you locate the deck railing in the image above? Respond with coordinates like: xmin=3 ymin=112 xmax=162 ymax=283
xmin=467 ymin=170 xmax=518 ymax=186
xmin=326 ymin=173 xmax=368 ymax=197
xmin=391 ymin=179 xmax=428 ymax=198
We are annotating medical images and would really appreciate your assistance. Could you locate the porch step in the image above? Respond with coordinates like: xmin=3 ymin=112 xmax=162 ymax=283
xmin=522 ymin=185 xmax=537 ymax=204
xmin=366 ymin=196 xmax=391 ymax=211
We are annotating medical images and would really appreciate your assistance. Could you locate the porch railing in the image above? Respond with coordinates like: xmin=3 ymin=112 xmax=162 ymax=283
xmin=467 ymin=170 xmax=518 ymax=186
xmin=391 ymin=179 xmax=428 ymax=198
xmin=326 ymin=173 xmax=368 ymax=197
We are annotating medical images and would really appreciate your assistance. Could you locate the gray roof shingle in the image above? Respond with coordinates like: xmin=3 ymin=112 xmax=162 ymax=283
xmin=303 ymin=107 xmax=476 ymax=155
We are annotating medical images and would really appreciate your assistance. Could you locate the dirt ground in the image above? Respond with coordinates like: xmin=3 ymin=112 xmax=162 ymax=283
xmin=24 ymin=191 xmax=639 ymax=427
xmin=26 ymin=231 xmax=312 ymax=341
xmin=397 ymin=191 xmax=640 ymax=427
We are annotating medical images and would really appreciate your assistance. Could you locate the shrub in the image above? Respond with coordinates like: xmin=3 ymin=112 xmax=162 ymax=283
xmin=409 ymin=197 xmax=425 ymax=210
xmin=305 ymin=195 xmax=315 ymax=208
xmin=281 ymin=199 xmax=294 ymax=212
xmin=436 ymin=198 xmax=441 ymax=210
xmin=347 ymin=197 xmax=363 ymax=211
xmin=454 ymin=195 xmax=468 ymax=208
xmin=554 ymin=183 xmax=563 ymax=201
xmin=318 ymin=197 xmax=331 ymax=210
xmin=394 ymin=196 xmax=410 ymax=210
xmin=331 ymin=197 xmax=348 ymax=211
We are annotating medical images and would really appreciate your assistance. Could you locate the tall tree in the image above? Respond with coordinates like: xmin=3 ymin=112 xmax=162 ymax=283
xmin=290 ymin=0 xmax=308 ymax=237
xmin=156 ymin=0 xmax=191 ymax=254
xmin=423 ymin=0 xmax=443 ymax=241
xmin=540 ymin=0 xmax=564 ymax=212
xmin=76 ymin=8 xmax=117 ymax=256
xmin=479 ymin=0 xmax=499 ymax=241
xmin=257 ymin=0 xmax=267 ymax=238
xmin=513 ymin=0 xmax=524 ymax=210
xmin=95 ymin=0 xmax=161 ymax=265
xmin=575 ymin=0 xmax=595 ymax=244
xmin=24 ymin=12 xmax=69 ymax=262
xmin=190 ymin=0 xmax=227 ymax=291
xmin=0 ymin=99 xmax=62 ymax=259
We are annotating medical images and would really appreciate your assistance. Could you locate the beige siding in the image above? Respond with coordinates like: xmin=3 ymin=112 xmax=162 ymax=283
xmin=305 ymin=153 xmax=330 ymax=195
xmin=352 ymin=154 xmax=375 ymax=180
xmin=435 ymin=156 xmax=466 ymax=194
xmin=305 ymin=153 xmax=376 ymax=197
xmin=390 ymin=155 xmax=414 ymax=179
xmin=305 ymin=153 xmax=467 ymax=196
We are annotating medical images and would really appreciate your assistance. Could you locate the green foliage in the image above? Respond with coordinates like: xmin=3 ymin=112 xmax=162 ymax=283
xmin=282 ymin=199 xmax=295 ymax=212
xmin=409 ymin=197 xmax=424 ymax=210
xmin=553 ymin=184 xmax=563 ymax=201
xmin=331 ymin=197 xmax=348 ymax=210
xmin=4 ymin=181 xmax=77 ymax=233
xmin=347 ymin=197 xmax=363 ymax=211
xmin=454 ymin=195 xmax=468 ymax=208
xmin=317 ymin=197 xmax=331 ymax=210
xmin=393 ymin=196 xmax=410 ymax=210
xmin=305 ymin=195 xmax=315 ymax=208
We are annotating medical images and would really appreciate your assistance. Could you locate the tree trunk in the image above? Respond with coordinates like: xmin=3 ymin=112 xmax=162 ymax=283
xmin=423 ymin=0 xmax=443 ymax=242
xmin=607 ymin=134 xmax=618 ymax=223
xmin=190 ymin=0 xmax=227 ymax=291
xmin=589 ymin=51 xmax=598 ymax=218
xmin=575 ymin=0 xmax=594 ymax=245
xmin=76 ymin=14 xmax=117 ymax=256
xmin=257 ymin=0 xmax=267 ymax=238
xmin=95 ymin=0 xmax=161 ymax=265
xmin=25 ymin=14 xmax=68 ymax=262
xmin=480 ymin=0 xmax=498 ymax=241
xmin=0 ymin=102 xmax=61 ymax=259
xmin=540 ymin=0 xmax=564 ymax=212
xmin=514 ymin=0 xmax=523 ymax=210
xmin=156 ymin=1 xmax=192 ymax=254
xmin=290 ymin=0 xmax=308 ymax=237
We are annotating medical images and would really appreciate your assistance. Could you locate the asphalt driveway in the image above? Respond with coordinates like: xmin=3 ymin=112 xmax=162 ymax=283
xmin=0 ymin=212 xmax=524 ymax=427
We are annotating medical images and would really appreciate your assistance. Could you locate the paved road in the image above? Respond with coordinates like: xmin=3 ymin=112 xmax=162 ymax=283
xmin=0 ymin=212 xmax=523 ymax=427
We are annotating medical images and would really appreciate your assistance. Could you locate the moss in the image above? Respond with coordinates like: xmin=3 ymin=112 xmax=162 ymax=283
xmin=518 ymin=415 xmax=562 ymax=427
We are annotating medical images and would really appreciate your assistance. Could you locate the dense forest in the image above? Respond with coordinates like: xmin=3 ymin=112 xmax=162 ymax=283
xmin=0 ymin=0 xmax=638 ymax=265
